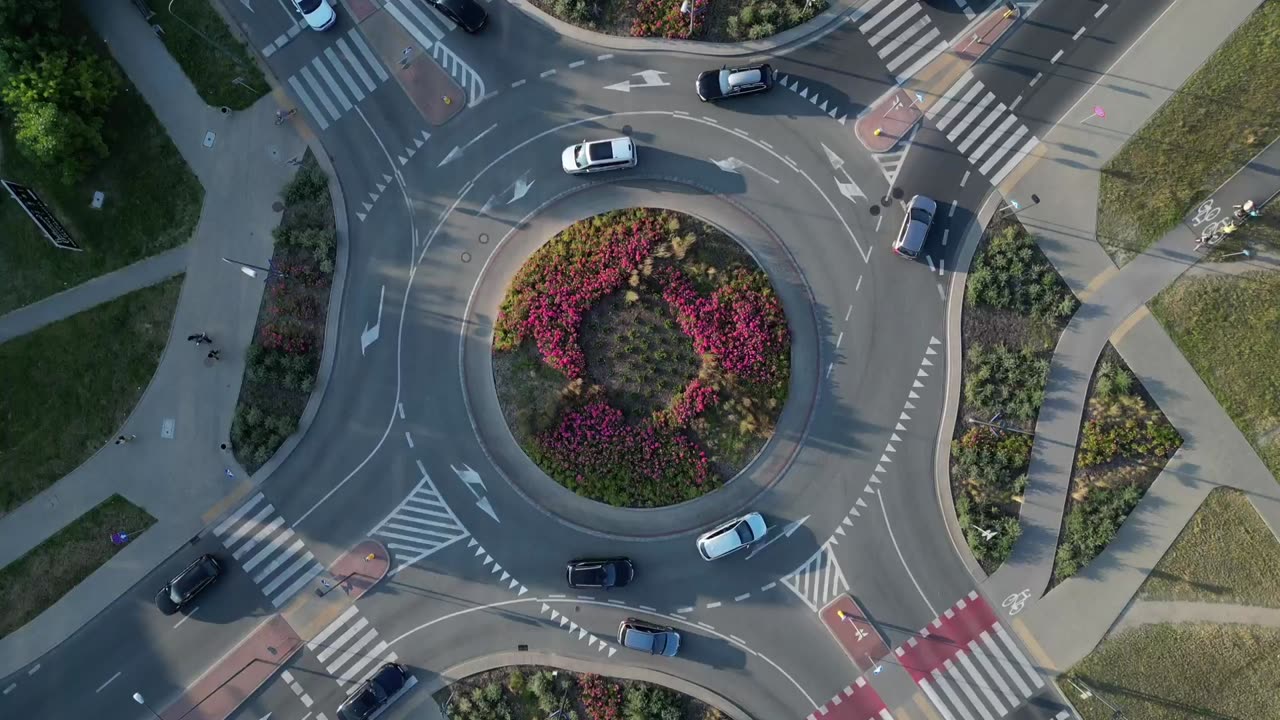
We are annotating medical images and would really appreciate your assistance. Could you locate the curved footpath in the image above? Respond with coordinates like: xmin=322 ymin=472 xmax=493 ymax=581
xmin=0 ymin=1 xmax=347 ymax=680
xmin=959 ymin=0 xmax=1280 ymax=673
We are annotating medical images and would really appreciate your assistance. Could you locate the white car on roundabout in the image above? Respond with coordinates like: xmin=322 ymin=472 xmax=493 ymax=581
xmin=696 ymin=512 xmax=768 ymax=560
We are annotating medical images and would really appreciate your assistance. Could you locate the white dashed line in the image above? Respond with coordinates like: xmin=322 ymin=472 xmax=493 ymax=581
xmin=729 ymin=634 xmax=747 ymax=645
xmin=511 ymin=79 xmax=527 ymax=88
xmin=671 ymin=613 xmax=687 ymax=620
xmin=759 ymin=140 xmax=773 ymax=149
xmin=1050 ymin=49 xmax=1064 ymax=64
xmin=96 ymin=672 xmax=122 ymax=693
xmin=597 ymin=53 xmax=614 ymax=61
xmin=1029 ymin=72 xmax=1042 ymax=86
xmin=569 ymin=60 xmax=585 ymax=68
xmin=1010 ymin=94 xmax=1023 ymax=111
xmin=404 ymin=431 xmax=414 ymax=448
xmin=1094 ymin=3 xmax=1108 ymax=17
xmin=706 ymin=601 xmax=722 ymax=609
xmin=762 ymin=582 xmax=777 ymax=591
xmin=735 ymin=593 xmax=751 ymax=601
xmin=397 ymin=402 xmax=405 ymax=419
xmin=960 ymin=171 xmax=971 ymax=187
xmin=26 ymin=665 xmax=39 ymax=675
xmin=540 ymin=69 xmax=556 ymax=78
xmin=844 ymin=305 xmax=852 ymax=321
xmin=855 ymin=275 xmax=863 ymax=292
xmin=942 ymin=228 xmax=950 ymax=246
xmin=607 ymin=599 xmax=626 ymax=605
xmin=837 ymin=332 xmax=844 ymax=348
xmin=677 ymin=606 xmax=695 ymax=614
xmin=948 ymin=199 xmax=958 ymax=217
xmin=548 ymin=593 xmax=566 ymax=598
xmin=702 ymin=116 xmax=719 ymax=124
xmin=638 ymin=605 xmax=657 ymax=612
xmin=3 ymin=684 xmax=15 ymax=695
xmin=1072 ymin=25 xmax=1085 ymax=41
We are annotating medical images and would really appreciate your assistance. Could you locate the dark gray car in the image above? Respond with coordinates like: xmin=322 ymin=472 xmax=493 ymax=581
xmin=337 ymin=663 xmax=410 ymax=720
xmin=155 ymin=554 xmax=221 ymax=615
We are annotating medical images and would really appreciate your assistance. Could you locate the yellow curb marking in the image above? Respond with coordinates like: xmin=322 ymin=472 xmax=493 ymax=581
xmin=1011 ymin=617 xmax=1059 ymax=673
xmin=1076 ymin=265 xmax=1119 ymax=304
xmin=1109 ymin=305 xmax=1151 ymax=346
xmin=201 ymin=479 xmax=254 ymax=525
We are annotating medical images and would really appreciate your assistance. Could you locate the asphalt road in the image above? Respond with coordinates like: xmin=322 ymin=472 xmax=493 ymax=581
xmin=0 ymin=1 xmax=1180 ymax=720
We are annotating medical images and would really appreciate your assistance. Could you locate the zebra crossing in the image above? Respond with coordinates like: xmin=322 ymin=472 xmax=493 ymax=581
xmin=212 ymin=493 xmax=325 ymax=608
xmin=896 ymin=591 xmax=1046 ymax=720
xmin=383 ymin=0 xmax=487 ymax=103
xmin=782 ymin=539 xmax=850 ymax=613
xmin=369 ymin=467 xmax=470 ymax=575
xmin=307 ymin=605 xmax=401 ymax=688
xmin=851 ymin=0 xmax=949 ymax=86
xmin=926 ymin=70 xmax=1041 ymax=187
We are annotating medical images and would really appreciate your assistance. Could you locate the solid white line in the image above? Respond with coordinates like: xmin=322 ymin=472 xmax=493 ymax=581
xmin=875 ymin=490 xmax=937 ymax=616
xmin=1095 ymin=3 xmax=1109 ymax=17
xmin=1050 ymin=49 xmax=1064 ymax=64
xmin=173 ymin=607 xmax=199 ymax=629
xmin=96 ymin=671 xmax=122 ymax=693
xmin=1072 ymin=25 xmax=1085 ymax=41
xmin=569 ymin=60 xmax=585 ymax=68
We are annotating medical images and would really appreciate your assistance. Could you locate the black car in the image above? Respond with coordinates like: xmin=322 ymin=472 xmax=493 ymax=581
xmin=696 ymin=63 xmax=774 ymax=102
xmin=155 ymin=554 xmax=221 ymax=615
xmin=566 ymin=558 xmax=635 ymax=588
xmin=427 ymin=0 xmax=487 ymax=32
xmin=618 ymin=618 xmax=680 ymax=657
xmin=337 ymin=663 xmax=411 ymax=720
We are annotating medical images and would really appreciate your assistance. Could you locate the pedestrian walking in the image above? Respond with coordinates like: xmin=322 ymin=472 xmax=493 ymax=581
xmin=207 ymin=349 xmax=221 ymax=361
xmin=114 ymin=434 xmax=136 ymax=445
xmin=187 ymin=332 xmax=211 ymax=345
xmin=399 ymin=46 xmax=414 ymax=68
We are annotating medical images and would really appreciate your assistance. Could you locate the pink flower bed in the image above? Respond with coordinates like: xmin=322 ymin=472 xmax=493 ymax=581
xmin=661 ymin=267 xmax=790 ymax=384
xmin=630 ymin=0 xmax=708 ymax=38
xmin=579 ymin=675 xmax=623 ymax=720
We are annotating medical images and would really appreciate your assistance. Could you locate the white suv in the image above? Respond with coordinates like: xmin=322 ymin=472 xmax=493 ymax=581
xmin=696 ymin=512 xmax=768 ymax=560
xmin=562 ymin=137 xmax=637 ymax=175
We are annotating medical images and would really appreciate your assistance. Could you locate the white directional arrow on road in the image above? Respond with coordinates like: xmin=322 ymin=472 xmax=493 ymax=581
xmin=746 ymin=514 xmax=810 ymax=559
xmin=438 ymin=123 xmax=497 ymax=167
xmin=711 ymin=157 xmax=780 ymax=184
xmin=360 ymin=285 xmax=384 ymax=355
xmin=604 ymin=70 xmax=669 ymax=92
xmin=240 ymin=0 xmax=254 ymax=11
xmin=821 ymin=142 xmax=867 ymax=204
xmin=478 ymin=194 xmax=497 ymax=218
xmin=508 ymin=173 xmax=535 ymax=204
xmin=452 ymin=463 xmax=499 ymax=523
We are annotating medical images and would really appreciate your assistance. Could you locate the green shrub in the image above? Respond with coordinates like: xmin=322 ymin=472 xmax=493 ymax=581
xmin=624 ymin=684 xmax=683 ymax=720
xmin=963 ymin=343 xmax=1050 ymax=421
xmin=1056 ymin=484 xmax=1144 ymax=580
xmin=967 ymin=225 xmax=1077 ymax=320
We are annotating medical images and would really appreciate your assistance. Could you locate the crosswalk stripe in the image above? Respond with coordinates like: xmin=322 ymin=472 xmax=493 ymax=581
xmin=979 ymin=125 xmax=1028 ymax=176
xmin=946 ymin=91 xmax=996 ymax=144
xmin=271 ymin=560 xmax=324 ymax=607
xmin=214 ymin=493 xmax=264 ymax=536
xmin=348 ymin=31 xmax=389 ymax=83
xmin=262 ymin=551 xmax=316 ymax=597
xmin=254 ymin=538 xmax=306 ymax=583
xmin=891 ymin=28 xmax=943 ymax=83
xmin=299 ymin=65 xmax=341 ymax=121
xmin=919 ymin=679 xmax=957 ymax=720
xmin=957 ymin=650 xmax=1006 ymax=715
xmin=337 ymin=640 xmax=387 ymax=683
xmin=955 ymin=104 xmax=1006 ymax=154
xmin=324 ymin=47 xmax=365 ymax=102
xmin=931 ymin=668 xmax=976 ymax=720
xmin=873 ymin=14 xmax=924 ymax=60
xmin=287 ymin=75 xmax=329 ymax=130
xmin=936 ymin=82 xmax=982 ymax=132
xmin=861 ymin=0 xmax=912 ymax=33
xmin=995 ymin=624 xmax=1044 ymax=688
xmin=337 ymin=36 xmax=377 ymax=92
xmin=326 ymin=628 xmax=380 ymax=674
xmin=243 ymin=528 xmax=295 ymax=573
xmin=394 ymin=0 xmax=447 ymax=40
xmin=311 ymin=57 xmax=352 ymax=112
xmin=225 ymin=503 xmax=273 ymax=547
xmin=309 ymin=606 xmax=361 ymax=651
xmin=944 ymin=659 xmax=992 ymax=720
xmin=926 ymin=71 xmax=972 ymax=121
xmin=234 ymin=516 xmax=285 ymax=560
xmin=318 ymin=618 xmax=370 ymax=663
xmin=967 ymin=638 xmax=1017 ymax=707
xmin=968 ymin=113 xmax=1018 ymax=164
xmin=980 ymin=630 xmax=1031 ymax=697
xmin=990 ymin=136 xmax=1040 ymax=187
xmin=385 ymin=0 xmax=439 ymax=55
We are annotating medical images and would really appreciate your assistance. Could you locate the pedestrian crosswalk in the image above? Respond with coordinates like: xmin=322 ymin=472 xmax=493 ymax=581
xmin=851 ymin=0 xmax=949 ymax=86
xmin=782 ymin=539 xmax=850 ymax=613
xmin=307 ymin=605 xmax=400 ymax=688
xmin=213 ymin=493 xmax=325 ymax=608
xmin=383 ymin=0 xmax=487 ymax=104
xmin=369 ymin=469 xmax=470 ymax=575
xmin=895 ymin=592 xmax=1046 ymax=720
xmin=926 ymin=70 xmax=1041 ymax=187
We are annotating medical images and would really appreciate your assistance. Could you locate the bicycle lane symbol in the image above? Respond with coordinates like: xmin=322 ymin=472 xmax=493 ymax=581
xmin=1002 ymin=589 xmax=1032 ymax=616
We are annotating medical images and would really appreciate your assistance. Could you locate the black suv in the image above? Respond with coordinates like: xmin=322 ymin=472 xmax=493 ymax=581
xmin=155 ymin=554 xmax=221 ymax=615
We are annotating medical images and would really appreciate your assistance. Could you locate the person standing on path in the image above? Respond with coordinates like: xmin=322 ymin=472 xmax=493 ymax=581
xmin=187 ymin=333 xmax=211 ymax=345
xmin=114 ymin=434 xmax=136 ymax=445
xmin=207 ymin=349 xmax=221 ymax=361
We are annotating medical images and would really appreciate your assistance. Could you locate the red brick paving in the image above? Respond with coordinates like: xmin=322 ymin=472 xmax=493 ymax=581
xmin=160 ymin=615 xmax=302 ymax=720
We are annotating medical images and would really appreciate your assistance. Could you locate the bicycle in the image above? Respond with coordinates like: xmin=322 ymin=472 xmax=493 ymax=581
xmin=274 ymin=108 xmax=297 ymax=125
xmin=1233 ymin=200 xmax=1261 ymax=221
xmin=1195 ymin=220 xmax=1239 ymax=250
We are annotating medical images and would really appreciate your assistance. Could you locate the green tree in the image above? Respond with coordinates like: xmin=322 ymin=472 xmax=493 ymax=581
xmin=1 ymin=41 xmax=120 ymax=114
xmin=12 ymin=100 xmax=108 ymax=182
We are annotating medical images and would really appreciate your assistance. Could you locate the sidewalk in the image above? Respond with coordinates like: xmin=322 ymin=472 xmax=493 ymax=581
xmin=1111 ymin=600 xmax=1280 ymax=633
xmin=978 ymin=0 xmax=1269 ymax=614
xmin=0 ymin=2 xmax=310 ymax=680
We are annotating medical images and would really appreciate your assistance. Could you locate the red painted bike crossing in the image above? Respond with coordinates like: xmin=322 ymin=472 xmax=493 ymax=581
xmin=807 ymin=677 xmax=892 ymax=720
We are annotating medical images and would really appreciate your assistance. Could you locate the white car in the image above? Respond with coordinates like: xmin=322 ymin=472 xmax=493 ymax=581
xmin=561 ymin=137 xmax=637 ymax=175
xmin=696 ymin=512 xmax=768 ymax=560
xmin=294 ymin=0 xmax=336 ymax=30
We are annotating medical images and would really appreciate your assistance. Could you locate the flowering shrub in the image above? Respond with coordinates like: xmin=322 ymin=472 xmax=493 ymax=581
xmin=533 ymin=400 xmax=716 ymax=506
xmin=630 ymin=0 xmax=707 ymax=38
xmin=661 ymin=267 xmax=790 ymax=384
xmin=664 ymin=378 xmax=719 ymax=426
xmin=578 ymin=675 xmax=623 ymax=720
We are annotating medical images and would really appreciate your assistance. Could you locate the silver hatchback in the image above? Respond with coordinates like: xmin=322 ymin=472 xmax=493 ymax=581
xmin=893 ymin=195 xmax=937 ymax=258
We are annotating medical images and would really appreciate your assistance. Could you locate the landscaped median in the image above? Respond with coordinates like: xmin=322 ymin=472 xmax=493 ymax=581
xmin=1095 ymin=0 xmax=1280 ymax=265
xmin=437 ymin=666 xmax=730 ymax=720
xmin=492 ymin=208 xmax=790 ymax=508
xmin=950 ymin=220 xmax=1077 ymax=572
xmin=230 ymin=153 xmax=336 ymax=472
xmin=0 ymin=494 xmax=154 ymax=640
xmin=528 ymin=0 xmax=824 ymax=41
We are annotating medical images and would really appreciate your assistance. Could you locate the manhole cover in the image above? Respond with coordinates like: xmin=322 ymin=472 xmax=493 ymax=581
xmin=461 ymin=252 xmax=472 ymax=263
xmin=478 ymin=233 xmax=489 ymax=244
xmin=272 ymin=201 xmax=284 ymax=212
xmin=868 ymin=205 xmax=881 ymax=216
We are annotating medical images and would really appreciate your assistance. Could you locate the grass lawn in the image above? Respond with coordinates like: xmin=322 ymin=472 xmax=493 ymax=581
xmin=143 ymin=0 xmax=267 ymax=110
xmin=1059 ymin=623 xmax=1280 ymax=720
xmin=1149 ymin=272 xmax=1280 ymax=483
xmin=0 ymin=276 xmax=183 ymax=515
xmin=1095 ymin=0 xmax=1280 ymax=265
xmin=0 ymin=11 xmax=202 ymax=315
xmin=0 ymin=494 xmax=155 ymax=640
xmin=1139 ymin=488 xmax=1280 ymax=608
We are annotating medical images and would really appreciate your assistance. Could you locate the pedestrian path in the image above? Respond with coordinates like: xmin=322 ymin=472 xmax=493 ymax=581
xmin=925 ymin=69 xmax=1040 ymax=188
xmin=369 ymin=471 xmax=470 ymax=575
xmin=213 ymin=492 xmax=325 ymax=608
xmin=306 ymin=605 xmax=401 ymax=688
xmin=851 ymin=0 xmax=949 ymax=87
xmin=783 ymin=539 xmax=851 ymax=612
xmin=894 ymin=591 xmax=1044 ymax=720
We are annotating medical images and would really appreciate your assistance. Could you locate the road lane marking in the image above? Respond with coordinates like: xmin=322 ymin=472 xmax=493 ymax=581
xmin=96 ymin=672 xmax=122 ymax=693
xmin=597 ymin=53 xmax=614 ymax=60
xmin=173 ymin=607 xmax=199 ymax=628
xmin=1072 ymin=25 xmax=1085 ymax=41
xmin=705 ymin=601 xmax=722 ymax=609
xmin=1050 ymin=49 xmax=1064 ymax=64
xmin=1095 ymin=3 xmax=1108 ymax=17
xmin=735 ymin=593 xmax=751 ymax=601
xmin=876 ymin=489 xmax=938 ymax=616
xmin=540 ymin=69 xmax=556 ymax=78
xmin=569 ymin=60 xmax=585 ymax=68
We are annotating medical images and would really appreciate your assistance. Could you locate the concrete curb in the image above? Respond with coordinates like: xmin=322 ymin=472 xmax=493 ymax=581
xmin=421 ymin=651 xmax=754 ymax=720
xmin=932 ymin=190 xmax=1003 ymax=586
xmin=505 ymin=0 xmax=858 ymax=58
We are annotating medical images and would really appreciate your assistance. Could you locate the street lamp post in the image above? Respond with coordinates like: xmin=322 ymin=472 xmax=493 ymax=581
xmin=998 ymin=193 xmax=1041 ymax=216
xmin=132 ymin=692 xmax=162 ymax=720
xmin=221 ymin=256 xmax=278 ymax=280
xmin=1219 ymin=248 xmax=1252 ymax=260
